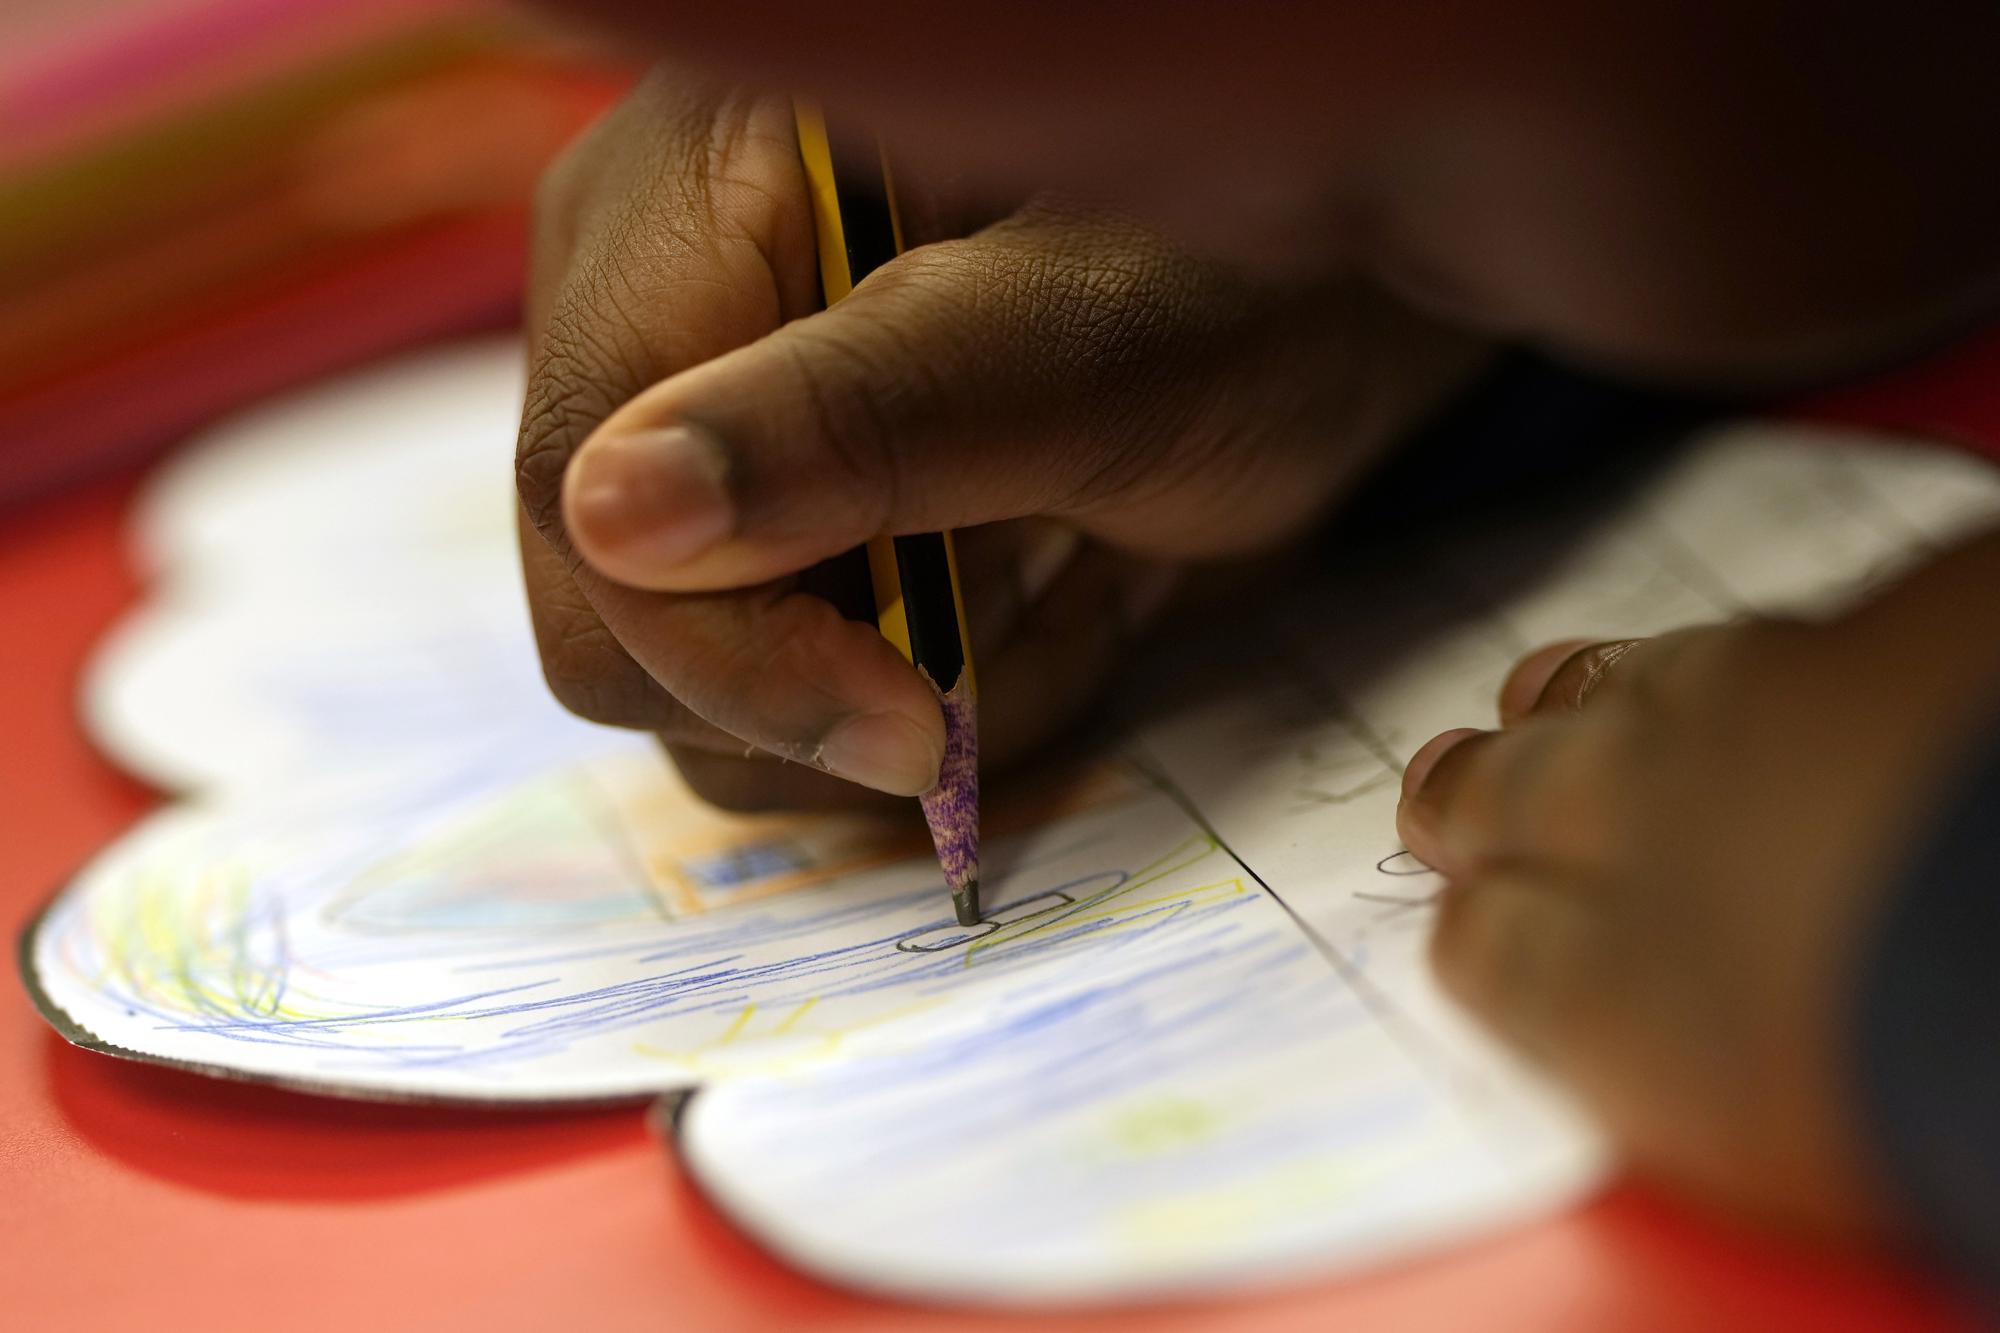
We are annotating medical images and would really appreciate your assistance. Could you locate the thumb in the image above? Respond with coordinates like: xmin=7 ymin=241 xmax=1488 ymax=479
xmin=558 ymin=209 xmax=1307 ymax=593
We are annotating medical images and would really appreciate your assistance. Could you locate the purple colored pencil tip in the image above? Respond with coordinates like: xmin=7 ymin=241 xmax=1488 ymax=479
xmin=918 ymin=674 xmax=980 ymax=925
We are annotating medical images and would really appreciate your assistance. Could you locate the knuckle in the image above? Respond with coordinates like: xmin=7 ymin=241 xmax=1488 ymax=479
xmin=1624 ymin=621 xmax=1772 ymax=719
xmin=535 ymin=618 xmax=672 ymax=730
xmin=1018 ymin=219 xmax=1221 ymax=397
xmin=515 ymin=280 xmax=657 ymax=537
xmin=540 ymin=657 xmax=650 ymax=729
xmin=1024 ymin=247 xmax=1233 ymax=506
xmin=532 ymin=67 xmax=710 ymax=252
xmin=541 ymin=660 xmax=630 ymax=727
xmin=845 ymin=214 xmax=1248 ymax=525
xmin=514 ymin=419 xmax=573 ymax=541
xmin=770 ymin=327 xmax=903 ymax=524
xmin=901 ymin=216 xmax=1209 ymax=448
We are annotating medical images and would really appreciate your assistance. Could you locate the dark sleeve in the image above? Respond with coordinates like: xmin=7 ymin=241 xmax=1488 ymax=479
xmin=1325 ymin=346 xmax=1734 ymax=539
xmin=1855 ymin=711 xmax=2000 ymax=1301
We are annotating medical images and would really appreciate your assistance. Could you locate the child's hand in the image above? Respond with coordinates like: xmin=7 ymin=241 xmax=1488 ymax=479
xmin=514 ymin=68 xmax=1485 ymax=811
xmin=1398 ymin=529 xmax=2000 ymax=1240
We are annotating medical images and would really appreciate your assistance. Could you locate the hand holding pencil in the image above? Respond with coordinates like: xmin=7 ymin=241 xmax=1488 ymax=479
xmin=515 ymin=75 xmax=1479 ymax=828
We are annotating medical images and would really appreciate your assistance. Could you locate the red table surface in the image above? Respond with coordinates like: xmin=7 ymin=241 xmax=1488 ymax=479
xmin=6 ymin=328 xmax=2000 ymax=1331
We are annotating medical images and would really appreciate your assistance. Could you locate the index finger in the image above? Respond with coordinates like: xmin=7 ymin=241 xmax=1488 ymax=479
xmin=583 ymin=571 xmax=948 ymax=796
xmin=515 ymin=73 xmax=817 ymax=550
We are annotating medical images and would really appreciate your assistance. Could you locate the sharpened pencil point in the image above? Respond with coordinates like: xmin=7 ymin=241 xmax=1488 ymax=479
xmin=918 ymin=673 xmax=980 ymax=928
xmin=952 ymin=880 xmax=981 ymax=927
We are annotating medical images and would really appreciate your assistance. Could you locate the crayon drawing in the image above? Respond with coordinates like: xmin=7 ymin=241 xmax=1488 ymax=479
xmin=31 ymin=357 xmax=2000 ymax=1303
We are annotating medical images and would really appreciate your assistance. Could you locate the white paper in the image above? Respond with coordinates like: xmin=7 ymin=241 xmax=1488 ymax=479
xmin=131 ymin=336 xmax=524 ymax=597
xmin=84 ymin=337 xmax=561 ymax=792
xmin=30 ymin=346 xmax=2000 ymax=1304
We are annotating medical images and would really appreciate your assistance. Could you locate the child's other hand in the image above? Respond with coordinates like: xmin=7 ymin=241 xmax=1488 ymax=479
xmin=516 ymin=67 xmax=1484 ymax=811
xmin=1399 ymin=529 xmax=2000 ymax=1241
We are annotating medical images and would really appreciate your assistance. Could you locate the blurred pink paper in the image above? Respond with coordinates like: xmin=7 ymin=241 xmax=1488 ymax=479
xmin=0 ymin=0 xmax=486 ymax=169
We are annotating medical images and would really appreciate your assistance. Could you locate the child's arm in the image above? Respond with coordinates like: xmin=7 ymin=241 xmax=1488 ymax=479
xmin=1398 ymin=528 xmax=2000 ymax=1287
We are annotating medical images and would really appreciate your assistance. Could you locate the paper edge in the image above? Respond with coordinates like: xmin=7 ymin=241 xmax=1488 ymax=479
xmin=16 ymin=866 xmax=663 ymax=1113
xmin=663 ymin=1078 xmax=1609 ymax=1310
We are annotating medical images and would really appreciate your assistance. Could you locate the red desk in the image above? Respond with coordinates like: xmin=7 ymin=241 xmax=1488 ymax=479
xmin=7 ymin=335 xmax=1997 ymax=1329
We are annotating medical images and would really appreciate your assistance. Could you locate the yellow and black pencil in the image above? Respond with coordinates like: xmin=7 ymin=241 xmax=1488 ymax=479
xmin=794 ymin=99 xmax=981 ymax=927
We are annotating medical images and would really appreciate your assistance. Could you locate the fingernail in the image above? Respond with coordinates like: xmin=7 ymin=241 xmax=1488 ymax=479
xmin=1498 ymin=639 xmax=1594 ymax=723
xmin=818 ymin=711 xmax=943 ymax=796
xmin=565 ymin=425 xmax=733 ymax=572
xmin=1401 ymin=727 xmax=1484 ymax=800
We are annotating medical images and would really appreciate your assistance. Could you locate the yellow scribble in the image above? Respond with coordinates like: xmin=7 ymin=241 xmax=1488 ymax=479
xmin=771 ymin=996 xmax=817 ymax=1035
xmin=716 ymin=1003 xmax=757 ymax=1045
xmin=964 ymin=836 xmax=1233 ymax=966
xmin=1107 ymin=1096 xmax=1223 ymax=1155
xmin=630 ymin=996 xmax=944 ymax=1076
xmin=1115 ymin=1133 xmax=1444 ymax=1254
xmin=86 ymin=861 xmax=333 ymax=1024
